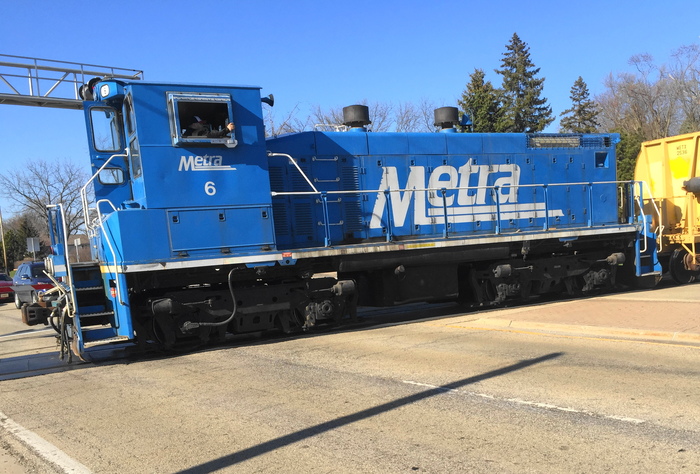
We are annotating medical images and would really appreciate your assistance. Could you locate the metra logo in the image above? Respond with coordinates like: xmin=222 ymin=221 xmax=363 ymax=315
xmin=369 ymin=160 xmax=563 ymax=229
xmin=178 ymin=155 xmax=236 ymax=171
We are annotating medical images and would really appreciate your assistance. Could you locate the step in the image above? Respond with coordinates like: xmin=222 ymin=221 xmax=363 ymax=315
xmin=79 ymin=311 xmax=115 ymax=318
xmin=77 ymin=310 xmax=114 ymax=327
xmin=71 ymin=261 xmax=100 ymax=268
xmin=84 ymin=336 xmax=131 ymax=348
xmin=81 ymin=326 xmax=118 ymax=342
xmin=75 ymin=286 xmax=105 ymax=292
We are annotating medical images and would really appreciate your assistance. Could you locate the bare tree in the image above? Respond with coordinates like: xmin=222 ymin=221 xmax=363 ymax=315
xmin=310 ymin=104 xmax=346 ymax=130
xmin=264 ymin=104 xmax=309 ymax=137
xmin=0 ymin=159 xmax=88 ymax=237
xmin=416 ymin=98 xmax=440 ymax=132
xmin=669 ymin=44 xmax=700 ymax=133
xmin=311 ymin=101 xmax=395 ymax=132
xmin=309 ymin=99 xmax=444 ymax=133
xmin=365 ymin=101 xmax=393 ymax=132
xmin=394 ymin=102 xmax=421 ymax=132
xmin=596 ymin=47 xmax=700 ymax=140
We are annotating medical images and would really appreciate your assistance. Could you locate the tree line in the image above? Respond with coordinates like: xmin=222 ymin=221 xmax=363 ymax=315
xmin=267 ymin=33 xmax=700 ymax=181
xmin=2 ymin=34 xmax=700 ymax=268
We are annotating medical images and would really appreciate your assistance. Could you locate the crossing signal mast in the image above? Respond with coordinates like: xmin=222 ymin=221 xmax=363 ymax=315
xmin=0 ymin=53 xmax=143 ymax=110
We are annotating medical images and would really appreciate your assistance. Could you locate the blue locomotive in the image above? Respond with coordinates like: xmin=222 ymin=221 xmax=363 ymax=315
xmin=22 ymin=78 xmax=661 ymax=359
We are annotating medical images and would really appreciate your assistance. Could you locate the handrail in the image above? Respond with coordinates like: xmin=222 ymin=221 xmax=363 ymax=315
xmin=268 ymin=152 xmax=318 ymax=193
xmin=95 ymin=201 xmax=125 ymax=306
xmin=80 ymin=152 xmax=127 ymax=232
xmin=313 ymin=124 xmax=348 ymax=132
xmin=634 ymin=180 xmax=663 ymax=251
xmin=270 ymin=180 xmax=629 ymax=197
xmin=46 ymin=203 xmax=76 ymax=316
xmin=78 ymin=156 xmax=126 ymax=305
xmin=634 ymin=194 xmax=648 ymax=254
xmin=272 ymin=180 xmax=636 ymax=247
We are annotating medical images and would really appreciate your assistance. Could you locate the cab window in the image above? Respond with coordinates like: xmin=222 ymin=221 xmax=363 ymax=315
xmin=167 ymin=92 xmax=234 ymax=147
xmin=130 ymin=138 xmax=142 ymax=178
xmin=98 ymin=167 xmax=126 ymax=185
xmin=90 ymin=107 xmax=122 ymax=152
xmin=124 ymin=94 xmax=136 ymax=136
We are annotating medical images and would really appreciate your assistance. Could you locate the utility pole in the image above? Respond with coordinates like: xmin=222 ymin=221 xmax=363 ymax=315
xmin=0 ymin=207 xmax=7 ymax=272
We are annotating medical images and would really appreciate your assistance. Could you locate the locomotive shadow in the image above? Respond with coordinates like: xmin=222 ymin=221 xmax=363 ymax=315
xmin=0 ymin=344 xmax=128 ymax=381
xmin=174 ymin=351 xmax=564 ymax=474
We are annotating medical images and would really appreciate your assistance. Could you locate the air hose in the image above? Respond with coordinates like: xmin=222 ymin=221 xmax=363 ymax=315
xmin=181 ymin=269 xmax=237 ymax=332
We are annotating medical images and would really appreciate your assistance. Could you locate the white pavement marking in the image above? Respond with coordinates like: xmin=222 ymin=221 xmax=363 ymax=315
xmin=403 ymin=380 xmax=646 ymax=425
xmin=0 ymin=411 xmax=92 ymax=474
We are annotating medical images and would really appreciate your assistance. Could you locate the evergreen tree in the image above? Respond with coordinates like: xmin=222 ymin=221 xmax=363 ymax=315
xmin=559 ymin=76 xmax=600 ymax=133
xmin=458 ymin=68 xmax=502 ymax=132
xmin=495 ymin=33 xmax=554 ymax=132
xmin=2 ymin=228 xmax=27 ymax=270
xmin=614 ymin=129 xmax=644 ymax=182
xmin=2 ymin=215 xmax=43 ymax=269
xmin=679 ymin=115 xmax=700 ymax=135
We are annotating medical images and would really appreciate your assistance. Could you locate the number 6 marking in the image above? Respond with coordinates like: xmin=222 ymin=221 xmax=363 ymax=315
xmin=205 ymin=181 xmax=216 ymax=196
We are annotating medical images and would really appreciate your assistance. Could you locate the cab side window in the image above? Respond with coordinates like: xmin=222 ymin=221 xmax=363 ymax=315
xmin=167 ymin=93 xmax=235 ymax=147
xmin=124 ymin=94 xmax=142 ymax=179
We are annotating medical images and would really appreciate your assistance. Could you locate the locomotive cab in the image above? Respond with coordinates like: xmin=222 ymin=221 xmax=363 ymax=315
xmin=82 ymin=79 xmax=276 ymax=264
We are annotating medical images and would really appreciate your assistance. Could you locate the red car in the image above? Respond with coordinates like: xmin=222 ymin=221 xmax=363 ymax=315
xmin=0 ymin=273 xmax=14 ymax=303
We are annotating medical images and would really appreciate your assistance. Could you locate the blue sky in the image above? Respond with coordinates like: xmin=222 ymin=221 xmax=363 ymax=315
xmin=1 ymin=0 xmax=699 ymax=218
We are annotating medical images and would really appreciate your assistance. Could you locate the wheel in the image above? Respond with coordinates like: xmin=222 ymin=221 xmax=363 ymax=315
xmin=14 ymin=292 xmax=22 ymax=309
xmin=668 ymin=249 xmax=700 ymax=284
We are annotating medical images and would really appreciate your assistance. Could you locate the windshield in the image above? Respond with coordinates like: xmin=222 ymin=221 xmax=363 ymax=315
xmin=91 ymin=107 xmax=122 ymax=152
xmin=30 ymin=266 xmax=46 ymax=278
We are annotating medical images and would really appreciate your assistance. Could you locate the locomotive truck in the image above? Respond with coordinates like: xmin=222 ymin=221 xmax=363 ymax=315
xmin=13 ymin=74 xmax=662 ymax=360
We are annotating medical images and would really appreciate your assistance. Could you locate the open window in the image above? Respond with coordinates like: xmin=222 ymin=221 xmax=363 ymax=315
xmin=167 ymin=92 xmax=237 ymax=148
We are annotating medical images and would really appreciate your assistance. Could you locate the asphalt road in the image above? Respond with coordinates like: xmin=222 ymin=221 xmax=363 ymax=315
xmin=0 ymin=293 xmax=699 ymax=473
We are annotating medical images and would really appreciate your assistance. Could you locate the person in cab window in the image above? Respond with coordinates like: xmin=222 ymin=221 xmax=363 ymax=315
xmin=184 ymin=115 xmax=234 ymax=138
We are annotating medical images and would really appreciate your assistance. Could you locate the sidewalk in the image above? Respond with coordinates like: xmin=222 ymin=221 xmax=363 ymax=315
xmin=449 ymin=280 xmax=700 ymax=344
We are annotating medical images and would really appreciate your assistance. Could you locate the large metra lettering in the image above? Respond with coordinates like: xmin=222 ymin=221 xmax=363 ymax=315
xmin=369 ymin=159 xmax=561 ymax=229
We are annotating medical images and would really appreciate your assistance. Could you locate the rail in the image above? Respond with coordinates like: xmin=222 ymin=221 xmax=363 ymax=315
xmin=80 ymin=152 xmax=127 ymax=235
xmin=46 ymin=203 xmax=77 ymax=322
xmin=94 ymin=200 xmax=125 ymax=305
xmin=268 ymin=152 xmax=319 ymax=192
xmin=78 ymin=153 xmax=127 ymax=304
xmin=271 ymin=180 xmax=642 ymax=247
xmin=0 ymin=54 xmax=143 ymax=109
xmin=634 ymin=180 xmax=664 ymax=252
xmin=313 ymin=124 xmax=349 ymax=132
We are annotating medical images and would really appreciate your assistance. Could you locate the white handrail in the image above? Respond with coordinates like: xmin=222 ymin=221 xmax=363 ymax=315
xmin=46 ymin=203 xmax=76 ymax=315
xmin=635 ymin=181 xmax=663 ymax=252
xmin=268 ymin=152 xmax=319 ymax=193
xmin=95 ymin=200 xmax=125 ymax=305
xmin=80 ymin=152 xmax=127 ymax=231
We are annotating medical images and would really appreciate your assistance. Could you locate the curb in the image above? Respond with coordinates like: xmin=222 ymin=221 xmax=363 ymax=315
xmin=441 ymin=317 xmax=700 ymax=345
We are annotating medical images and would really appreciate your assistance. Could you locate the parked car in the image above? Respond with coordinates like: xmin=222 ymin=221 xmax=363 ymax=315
xmin=0 ymin=273 xmax=14 ymax=303
xmin=12 ymin=262 xmax=53 ymax=309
